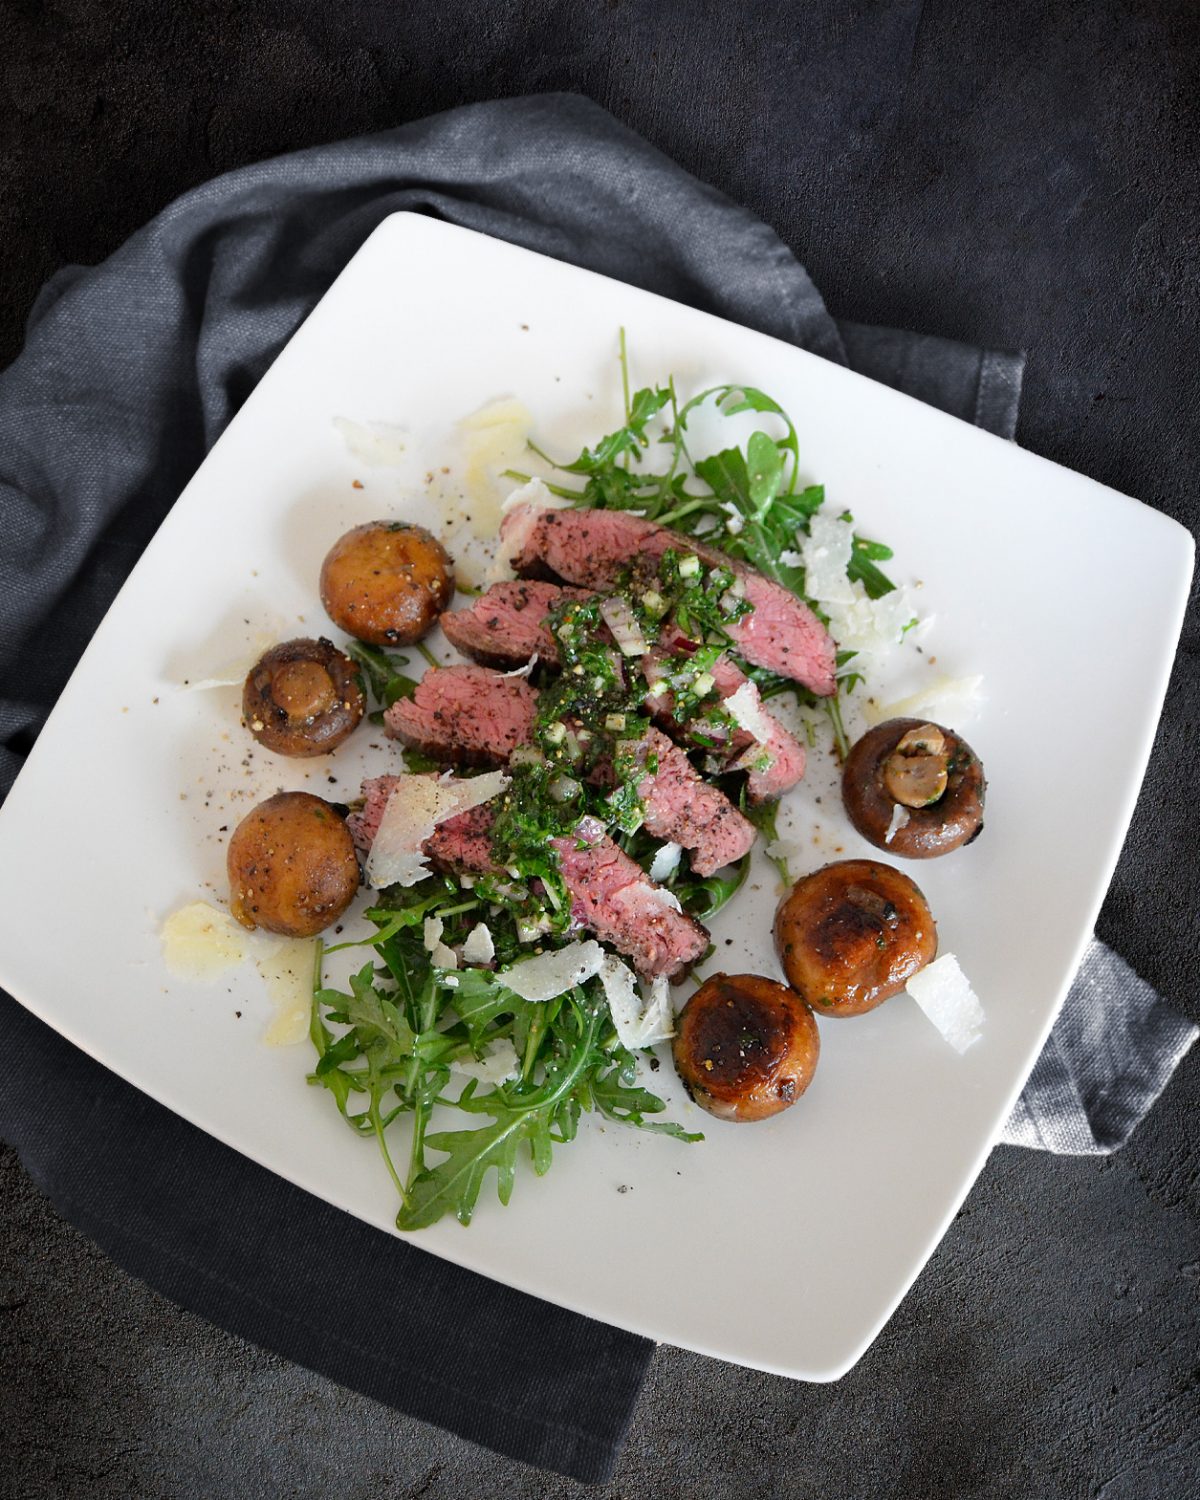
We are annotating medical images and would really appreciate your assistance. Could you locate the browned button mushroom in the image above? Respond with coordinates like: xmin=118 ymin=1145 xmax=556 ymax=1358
xmin=672 ymin=972 xmax=820 ymax=1122
xmin=774 ymin=859 xmax=936 ymax=1018
xmin=243 ymin=638 xmax=366 ymax=757
xmin=227 ymin=792 xmax=360 ymax=938
xmin=842 ymin=717 xmax=985 ymax=858
xmin=320 ymin=520 xmax=454 ymax=646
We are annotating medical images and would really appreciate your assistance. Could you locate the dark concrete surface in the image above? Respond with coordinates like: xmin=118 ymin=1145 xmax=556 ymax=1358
xmin=2 ymin=1 xmax=1198 ymax=1495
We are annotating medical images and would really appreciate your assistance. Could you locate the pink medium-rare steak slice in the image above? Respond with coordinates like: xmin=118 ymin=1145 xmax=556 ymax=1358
xmin=443 ymin=582 xmax=807 ymax=801
xmin=440 ymin=579 xmax=591 ymax=670
xmin=501 ymin=502 xmax=837 ymax=695
xmin=642 ymin=636 xmax=806 ymax=804
xmin=384 ymin=664 xmax=537 ymax=766
xmin=552 ymin=821 xmax=709 ymax=978
xmin=349 ymin=778 xmax=706 ymax=978
xmin=387 ymin=666 xmax=756 ymax=876
xmin=616 ymin=727 xmax=755 ymax=876
xmin=439 ymin=580 xmax=591 ymax=669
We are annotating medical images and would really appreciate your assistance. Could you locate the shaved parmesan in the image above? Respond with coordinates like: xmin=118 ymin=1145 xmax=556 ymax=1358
xmin=646 ymin=885 xmax=683 ymax=913
xmin=502 ymin=655 xmax=538 ymax=679
xmin=420 ymin=912 xmax=459 ymax=968
xmin=366 ymin=771 xmax=509 ymax=888
xmin=648 ymin=841 xmax=682 ymax=883
xmin=800 ymin=512 xmax=856 ymax=606
xmin=160 ymin=901 xmax=248 ymax=978
xmin=871 ymin=674 xmax=986 ymax=727
xmin=258 ymin=941 xmax=318 ymax=1046
xmin=723 ymin=681 xmax=775 ymax=745
xmin=636 ymin=973 xmax=676 ymax=1048
xmin=884 ymin=803 xmax=911 ymax=844
xmin=907 ymin=954 xmax=985 ymax=1053
xmin=500 ymin=940 xmax=606 ymax=1002
xmin=500 ymin=476 xmax=562 ymax=516
xmin=450 ymin=1038 xmax=521 ymax=1084
xmin=459 ymin=399 xmax=534 ymax=539
xmin=719 ymin=500 xmax=745 ymax=535
xmin=333 ymin=416 xmax=409 ymax=467
xmin=182 ymin=628 xmax=282 ymax=691
xmin=599 ymin=957 xmax=675 ymax=1049
xmin=462 ymin=922 xmax=496 ymax=965
xmin=798 ymin=512 xmax=920 ymax=660
xmin=821 ymin=579 xmax=918 ymax=661
xmin=598 ymin=954 xmax=642 ymax=1046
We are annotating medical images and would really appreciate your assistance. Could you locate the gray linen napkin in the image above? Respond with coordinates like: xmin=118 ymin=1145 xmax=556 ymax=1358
xmin=0 ymin=92 xmax=1193 ymax=1475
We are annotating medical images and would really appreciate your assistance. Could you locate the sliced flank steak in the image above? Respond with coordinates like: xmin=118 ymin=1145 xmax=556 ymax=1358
xmin=442 ymin=582 xmax=807 ymax=802
xmin=439 ymin=580 xmax=591 ymax=669
xmin=642 ymin=636 xmax=806 ymax=805
xmin=382 ymin=666 xmax=755 ymax=877
xmin=499 ymin=501 xmax=837 ymax=695
xmin=553 ymin=817 xmax=709 ymax=979
xmin=384 ymin=664 xmax=537 ymax=766
xmin=349 ymin=777 xmax=707 ymax=978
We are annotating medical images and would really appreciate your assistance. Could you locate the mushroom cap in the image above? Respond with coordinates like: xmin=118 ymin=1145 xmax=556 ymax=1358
xmin=774 ymin=858 xmax=937 ymax=1017
xmin=842 ymin=717 xmax=985 ymax=858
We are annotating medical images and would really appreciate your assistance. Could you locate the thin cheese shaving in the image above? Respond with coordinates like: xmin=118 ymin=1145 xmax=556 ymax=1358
xmin=906 ymin=954 xmax=985 ymax=1053
xmin=799 ymin=513 xmax=919 ymax=659
xmin=462 ymin=922 xmax=496 ymax=965
xmin=332 ymin=416 xmax=409 ymax=467
xmin=499 ymin=940 xmax=606 ymax=1002
xmin=366 ymin=771 xmax=509 ymax=888
xmin=636 ymin=974 xmax=676 ymax=1048
xmin=182 ymin=628 xmax=283 ymax=691
xmin=449 ymin=1038 xmax=521 ymax=1084
xmin=648 ymin=841 xmax=682 ymax=883
xmin=258 ymin=941 xmax=319 ymax=1046
xmin=723 ymin=681 xmax=775 ymax=746
xmin=871 ymin=674 xmax=986 ymax=726
xmin=645 ymin=885 xmax=682 ymax=914
xmin=502 ymin=655 xmax=538 ymax=679
xmin=160 ymin=901 xmax=249 ymax=978
xmin=599 ymin=957 xmax=675 ymax=1050
xmin=799 ymin=512 xmax=855 ymax=606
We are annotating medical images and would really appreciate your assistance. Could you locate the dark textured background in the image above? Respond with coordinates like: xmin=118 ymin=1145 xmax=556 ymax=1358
xmin=2 ymin=1 xmax=1198 ymax=1495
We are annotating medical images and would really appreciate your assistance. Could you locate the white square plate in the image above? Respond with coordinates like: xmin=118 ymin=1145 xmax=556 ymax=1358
xmin=0 ymin=215 xmax=1190 ymax=1380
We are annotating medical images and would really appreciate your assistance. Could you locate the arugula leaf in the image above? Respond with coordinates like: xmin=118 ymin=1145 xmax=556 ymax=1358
xmin=742 ymin=793 xmax=792 ymax=887
xmin=555 ymin=385 xmax=672 ymax=475
xmin=450 ymin=969 xmax=520 ymax=1048
xmin=589 ymin=1058 xmax=704 ymax=1141
xmin=344 ymin=640 xmax=420 ymax=710
xmin=848 ymin=535 xmax=897 ymax=599
xmin=746 ymin=430 xmax=785 ymax=514
xmin=692 ymin=446 xmax=751 ymax=510
xmin=398 ymin=995 xmax=604 ymax=1228
xmin=401 ymin=1110 xmax=529 ymax=1227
